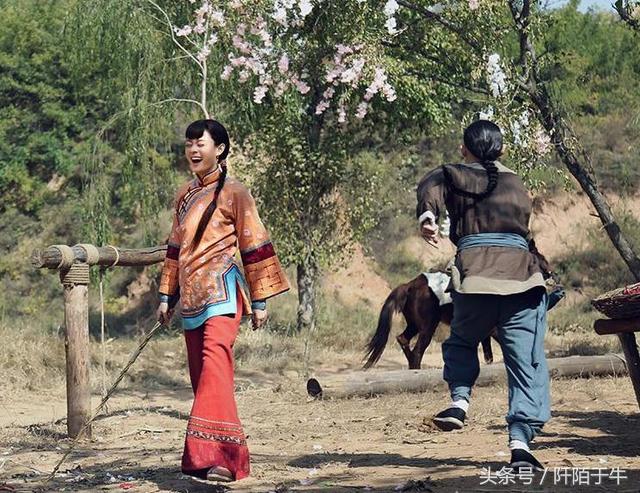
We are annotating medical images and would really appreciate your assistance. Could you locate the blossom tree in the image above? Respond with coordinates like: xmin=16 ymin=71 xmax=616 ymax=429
xmin=615 ymin=0 xmax=640 ymax=31
xmin=73 ymin=0 xmax=415 ymax=333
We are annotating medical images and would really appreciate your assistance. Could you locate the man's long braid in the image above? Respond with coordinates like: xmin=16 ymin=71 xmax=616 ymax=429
xmin=445 ymin=160 xmax=499 ymax=200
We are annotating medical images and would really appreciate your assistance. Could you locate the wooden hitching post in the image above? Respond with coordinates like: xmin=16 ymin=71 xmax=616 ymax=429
xmin=60 ymin=262 xmax=92 ymax=439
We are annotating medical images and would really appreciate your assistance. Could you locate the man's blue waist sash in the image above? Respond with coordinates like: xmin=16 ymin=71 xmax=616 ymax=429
xmin=457 ymin=233 xmax=528 ymax=251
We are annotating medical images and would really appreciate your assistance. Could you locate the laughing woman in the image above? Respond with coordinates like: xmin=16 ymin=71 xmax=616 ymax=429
xmin=157 ymin=119 xmax=289 ymax=482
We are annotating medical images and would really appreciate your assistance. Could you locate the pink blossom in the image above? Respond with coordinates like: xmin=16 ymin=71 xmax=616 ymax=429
xmin=274 ymin=81 xmax=288 ymax=97
xmin=533 ymin=128 xmax=552 ymax=155
xmin=253 ymin=85 xmax=268 ymax=103
xmin=278 ymin=54 xmax=290 ymax=74
xmin=468 ymin=0 xmax=480 ymax=10
xmin=210 ymin=10 xmax=225 ymax=25
xmin=293 ymin=79 xmax=311 ymax=94
xmin=197 ymin=45 xmax=211 ymax=62
xmin=315 ymin=100 xmax=330 ymax=114
xmin=174 ymin=25 xmax=192 ymax=37
xmin=221 ymin=65 xmax=234 ymax=80
xmin=322 ymin=87 xmax=335 ymax=100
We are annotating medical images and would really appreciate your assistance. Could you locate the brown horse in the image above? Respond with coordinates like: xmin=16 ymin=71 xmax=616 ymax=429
xmin=364 ymin=240 xmax=556 ymax=370
xmin=363 ymin=274 xmax=488 ymax=370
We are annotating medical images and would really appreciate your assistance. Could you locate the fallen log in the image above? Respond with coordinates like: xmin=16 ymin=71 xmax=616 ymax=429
xmin=306 ymin=354 xmax=628 ymax=400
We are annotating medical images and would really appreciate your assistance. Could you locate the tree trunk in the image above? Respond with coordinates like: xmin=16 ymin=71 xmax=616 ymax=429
xmin=510 ymin=0 xmax=640 ymax=282
xmin=296 ymin=255 xmax=318 ymax=333
xmin=530 ymin=88 xmax=640 ymax=281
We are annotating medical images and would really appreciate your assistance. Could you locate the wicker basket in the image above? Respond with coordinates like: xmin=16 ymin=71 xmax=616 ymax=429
xmin=591 ymin=282 xmax=640 ymax=319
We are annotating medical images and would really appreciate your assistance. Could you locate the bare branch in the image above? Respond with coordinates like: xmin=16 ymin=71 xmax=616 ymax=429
xmin=144 ymin=0 xmax=204 ymax=71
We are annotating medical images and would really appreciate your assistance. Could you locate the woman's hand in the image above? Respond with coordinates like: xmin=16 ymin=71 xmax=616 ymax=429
xmin=252 ymin=308 xmax=268 ymax=330
xmin=421 ymin=220 xmax=439 ymax=248
xmin=157 ymin=302 xmax=174 ymax=325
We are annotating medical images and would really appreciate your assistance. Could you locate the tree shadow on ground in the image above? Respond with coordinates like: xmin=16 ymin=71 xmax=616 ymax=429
xmin=541 ymin=409 xmax=640 ymax=458
xmin=5 ymin=451 xmax=640 ymax=492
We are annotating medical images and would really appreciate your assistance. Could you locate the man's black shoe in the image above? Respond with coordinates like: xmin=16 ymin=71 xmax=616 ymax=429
xmin=510 ymin=448 xmax=545 ymax=472
xmin=432 ymin=407 xmax=466 ymax=431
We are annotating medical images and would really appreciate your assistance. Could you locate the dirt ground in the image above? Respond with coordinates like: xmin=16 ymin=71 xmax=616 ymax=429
xmin=2 ymin=346 xmax=640 ymax=493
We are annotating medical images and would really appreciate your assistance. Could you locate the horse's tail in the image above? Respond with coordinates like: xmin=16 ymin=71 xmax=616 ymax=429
xmin=363 ymin=282 xmax=410 ymax=369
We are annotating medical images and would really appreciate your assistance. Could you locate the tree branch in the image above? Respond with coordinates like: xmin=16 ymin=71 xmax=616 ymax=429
xmin=615 ymin=0 xmax=640 ymax=32
xmin=144 ymin=0 xmax=204 ymax=71
xmin=397 ymin=0 xmax=483 ymax=53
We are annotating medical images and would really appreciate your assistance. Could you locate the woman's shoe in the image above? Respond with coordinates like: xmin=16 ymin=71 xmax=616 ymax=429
xmin=206 ymin=466 xmax=234 ymax=482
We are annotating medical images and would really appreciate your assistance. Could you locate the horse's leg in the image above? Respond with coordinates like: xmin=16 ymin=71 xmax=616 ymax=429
xmin=481 ymin=336 xmax=493 ymax=364
xmin=410 ymin=317 xmax=439 ymax=370
xmin=398 ymin=325 xmax=416 ymax=367
xmin=397 ymin=323 xmax=419 ymax=349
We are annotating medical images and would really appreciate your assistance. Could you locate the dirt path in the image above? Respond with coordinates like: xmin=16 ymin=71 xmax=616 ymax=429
xmin=2 ymin=349 xmax=640 ymax=493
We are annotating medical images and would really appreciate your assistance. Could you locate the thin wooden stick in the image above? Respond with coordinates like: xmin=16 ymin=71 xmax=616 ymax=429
xmin=44 ymin=321 xmax=163 ymax=483
xmin=99 ymin=270 xmax=108 ymax=409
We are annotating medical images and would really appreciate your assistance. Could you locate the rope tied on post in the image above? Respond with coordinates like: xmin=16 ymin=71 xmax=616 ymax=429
xmin=53 ymin=245 xmax=75 ymax=270
xmin=76 ymin=244 xmax=100 ymax=265
xmin=105 ymin=245 xmax=120 ymax=267
xmin=59 ymin=262 xmax=90 ymax=286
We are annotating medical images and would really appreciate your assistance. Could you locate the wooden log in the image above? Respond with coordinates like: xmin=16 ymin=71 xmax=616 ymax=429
xmin=617 ymin=333 xmax=640 ymax=409
xmin=31 ymin=245 xmax=167 ymax=269
xmin=63 ymin=279 xmax=91 ymax=438
xmin=306 ymin=354 xmax=628 ymax=400
xmin=595 ymin=317 xmax=640 ymax=335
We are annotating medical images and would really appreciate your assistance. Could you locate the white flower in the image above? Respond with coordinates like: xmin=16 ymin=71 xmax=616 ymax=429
xmin=337 ymin=105 xmax=346 ymax=123
xmin=355 ymin=101 xmax=368 ymax=119
xmin=468 ymin=0 xmax=480 ymax=10
xmin=384 ymin=0 xmax=399 ymax=16
xmin=511 ymin=110 xmax=530 ymax=146
xmin=486 ymin=53 xmax=508 ymax=98
xmin=253 ymin=86 xmax=267 ymax=104
xmin=385 ymin=17 xmax=398 ymax=34
xmin=479 ymin=106 xmax=494 ymax=120
xmin=273 ymin=5 xmax=288 ymax=25
xmin=299 ymin=0 xmax=313 ymax=17
xmin=220 ymin=65 xmax=233 ymax=80
xmin=197 ymin=45 xmax=211 ymax=62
